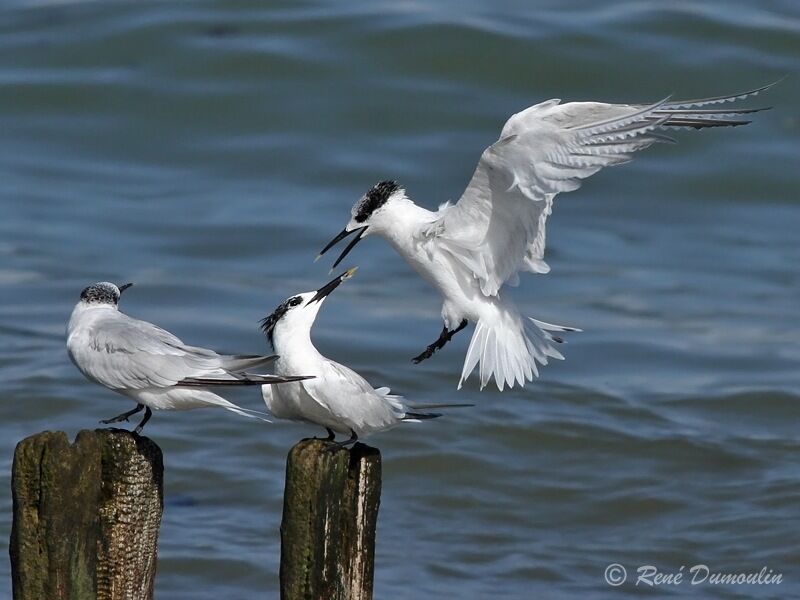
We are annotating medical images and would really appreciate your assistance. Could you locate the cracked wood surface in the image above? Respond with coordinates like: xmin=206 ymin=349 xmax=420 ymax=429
xmin=280 ymin=439 xmax=381 ymax=600
xmin=10 ymin=429 xmax=163 ymax=600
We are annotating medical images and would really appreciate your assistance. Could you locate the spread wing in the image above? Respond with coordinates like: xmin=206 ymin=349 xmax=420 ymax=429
xmin=428 ymin=83 xmax=773 ymax=297
xmin=74 ymin=314 xmax=261 ymax=390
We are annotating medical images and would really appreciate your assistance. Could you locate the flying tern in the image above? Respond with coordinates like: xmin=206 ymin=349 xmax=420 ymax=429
xmin=317 ymin=83 xmax=775 ymax=391
xmin=67 ymin=281 xmax=311 ymax=433
xmin=260 ymin=268 xmax=468 ymax=445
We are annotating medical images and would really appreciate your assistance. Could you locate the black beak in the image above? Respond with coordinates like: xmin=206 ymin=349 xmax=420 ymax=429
xmin=308 ymin=267 xmax=358 ymax=304
xmin=119 ymin=283 xmax=134 ymax=293
xmin=315 ymin=226 xmax=367 ymax=269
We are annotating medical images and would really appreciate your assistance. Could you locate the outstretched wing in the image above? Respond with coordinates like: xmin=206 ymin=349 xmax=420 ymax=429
xmin=74 ymin=313 xmax=258 ymax=390
xmin=428 ymin=83 xmax=773 ymax=297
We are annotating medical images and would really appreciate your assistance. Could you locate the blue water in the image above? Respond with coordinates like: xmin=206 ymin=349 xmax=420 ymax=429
xmin=1 ymin=1 xmax=799 ymax=598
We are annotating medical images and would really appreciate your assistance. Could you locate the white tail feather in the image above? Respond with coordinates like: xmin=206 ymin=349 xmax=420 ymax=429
xmin=220 ymin=404 xmax=272 ymax=422
xmin=204 ymin=394 xmax=273 ymax=422
xmin=459 ymin=310 xmax=578 ymax=391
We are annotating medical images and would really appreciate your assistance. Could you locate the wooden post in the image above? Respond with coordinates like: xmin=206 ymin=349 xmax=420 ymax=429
xmin=280 ymin=439 xmax=382 ymax=600
xmin=10 ymin=429 xmax=164 ymax=600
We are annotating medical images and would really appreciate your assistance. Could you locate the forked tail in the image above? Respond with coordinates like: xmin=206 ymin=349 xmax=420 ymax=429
xmin=373 ymin=388 xmax=474 ymax=422
xmin=199 ymin=392 xmax=273 ymax=422
xmin=459 ymin=310 xmax=579 ymax=391
xmin=403 ymin=402 xmax=474 ymax=421
xmin=217 ymin=402 xmax=273 ymax=422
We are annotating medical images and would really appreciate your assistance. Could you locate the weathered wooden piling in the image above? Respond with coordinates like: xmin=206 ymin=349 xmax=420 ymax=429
xmin=10 ymin=430 xmax=380 ymax=599
xmin=280 ymin=439 xmax=382 ymax=600
xmin=10 ymin=429 xmax=163 ymax=600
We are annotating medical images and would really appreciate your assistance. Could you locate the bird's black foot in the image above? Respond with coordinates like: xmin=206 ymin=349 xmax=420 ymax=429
xmin=324 ymin=429 xmax=358 ymax=451
xmin=100 ymin=404 xmax=145 ymax=425
xmin=315 ymin=427 xmax=337 ymax=441
xmin=412 ymin=344 xmax=438 ymax=364
xmin=336 ymin=429 xmax=358 ymax=447
xmin=411 ymin=320 xmax=468 ymax=364
xmin=133 ymin=407 xmax=153 ymax=435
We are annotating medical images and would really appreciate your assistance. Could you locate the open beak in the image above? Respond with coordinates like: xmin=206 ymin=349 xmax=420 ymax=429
xmin=315 ymin=226 xmax=368 ymax=269
xmin=308 ymin=267 xmax=358 ymax=304
xmin=119 ymin=283 xmax=134 ymax=293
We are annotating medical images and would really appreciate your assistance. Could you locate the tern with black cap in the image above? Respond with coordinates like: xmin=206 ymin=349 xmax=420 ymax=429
xmin=317 ymin=84 xmax=775 ymax=391
xmin=260 ymin=268 xmax=469 ymax=445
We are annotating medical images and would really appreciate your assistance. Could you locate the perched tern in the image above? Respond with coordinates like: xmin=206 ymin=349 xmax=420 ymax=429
xmin=318 ymin=84 xmax=775 ymax=391
xmin=67 ymin=282 xmax=311 ymax=433
xmin=260 ymin=269 xmax=467 ymax=445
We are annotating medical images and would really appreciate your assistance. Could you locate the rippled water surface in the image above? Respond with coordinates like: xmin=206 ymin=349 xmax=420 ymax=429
xmin=1 ymin=1 xmax=799 ymax=598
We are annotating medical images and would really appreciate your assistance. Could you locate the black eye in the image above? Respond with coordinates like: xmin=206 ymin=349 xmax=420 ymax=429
xmin=289 ymin=296 xmax=303 ymax=307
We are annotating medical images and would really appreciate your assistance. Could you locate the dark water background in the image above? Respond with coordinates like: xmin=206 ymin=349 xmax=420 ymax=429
xmin=1 ymin=1 xmax=799 ymax=598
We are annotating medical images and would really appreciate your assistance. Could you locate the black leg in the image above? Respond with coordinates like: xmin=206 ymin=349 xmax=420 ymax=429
xmin=313 ymin=427 xmax=336 ymax=441
xmin=134 ymin=407 xmax=153 ymax=435
xmin=324 ymin=429 xmax=358 ymax=452
xmin=100 ymin=403 xmax=145 ymax=425
xmin=336 ymin=429 xmax=358 ymax=447
xmin=412 ymin=319 xmax=468 ymax=364
xmin=412 ymin=326 xmax=448 ymax=364
xmin=451 ymin=319 xmax=468 ymax=336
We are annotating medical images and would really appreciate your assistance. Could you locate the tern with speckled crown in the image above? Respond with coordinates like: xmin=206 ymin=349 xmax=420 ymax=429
xmin=67 ymin=281 xmax=311 ymax=433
